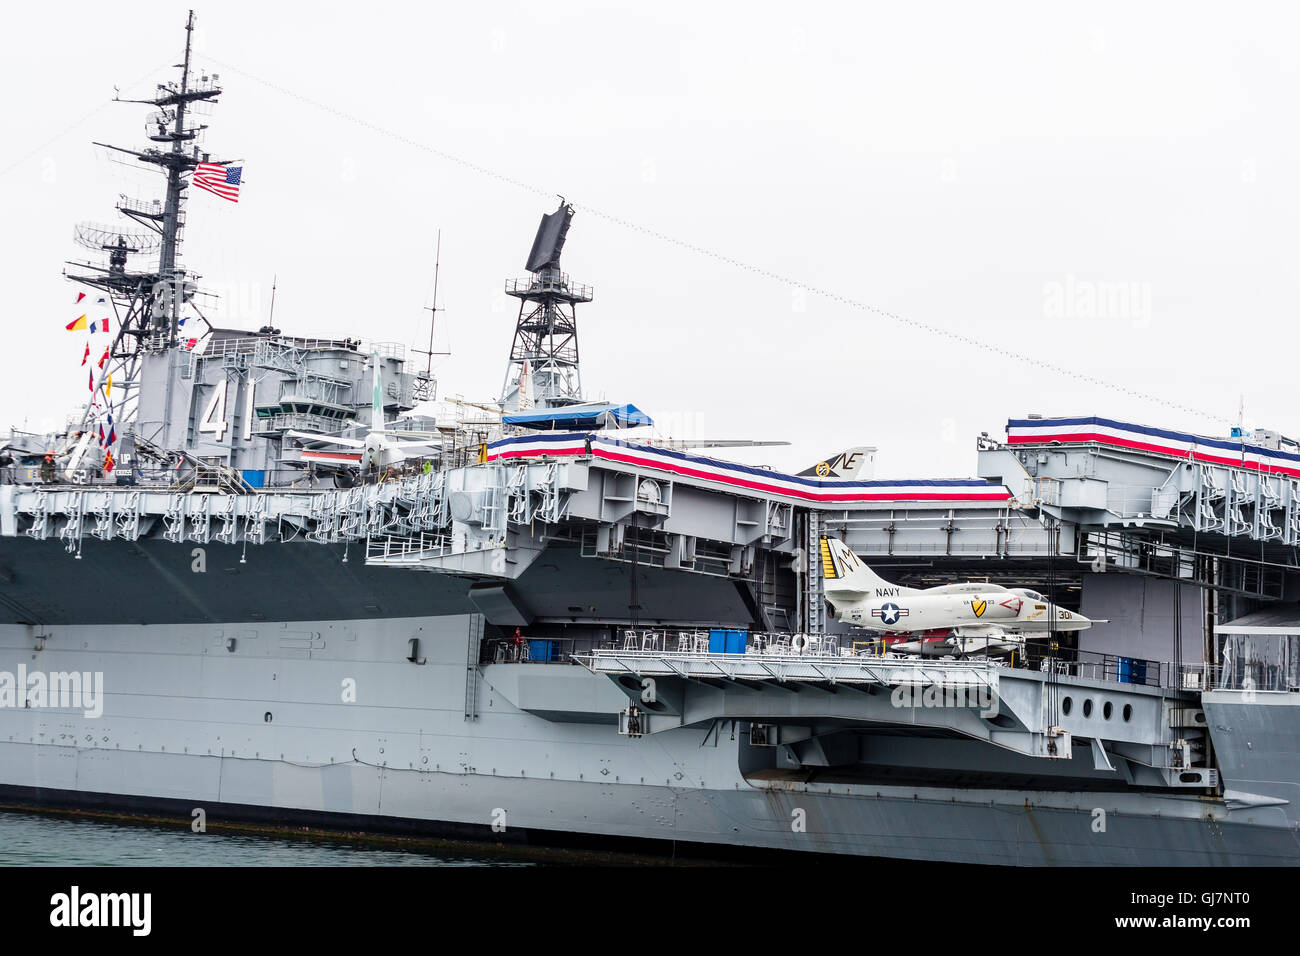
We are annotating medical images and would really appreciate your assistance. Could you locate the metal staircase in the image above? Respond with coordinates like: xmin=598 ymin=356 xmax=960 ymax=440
xmin=807 ymin=512 xmax=826 ymax=635
xmin=464 ymin=614 xmax=484 ymax=721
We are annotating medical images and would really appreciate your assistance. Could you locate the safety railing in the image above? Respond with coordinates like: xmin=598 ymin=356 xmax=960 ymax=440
xmin=497 ymin=627 xmax=1213 ymax=693
xmin=1207 ymin=661 xmax=1300 ymax=693
xmin=504 ymin=273 xmax=594 ymax=300
xmin=365 ymin=530 xmax=452 ymax=563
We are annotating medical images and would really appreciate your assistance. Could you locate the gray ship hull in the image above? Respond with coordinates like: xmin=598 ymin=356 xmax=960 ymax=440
xmin=2 ymin=586 xmax=1297 ymax=864
xmin=2 ymin=755 xmax=1294 ymax=866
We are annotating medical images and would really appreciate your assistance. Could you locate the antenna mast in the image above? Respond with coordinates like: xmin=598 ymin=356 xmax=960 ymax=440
xmin=264 ymin=275 xmax=279 ymax=331
xmin=413 ymin=230 xmax=449 ymax=402
xmin=427 ymin=232 xmax=442 ymax=377
xmin=68 ymin=9 xmax=231 ymax=438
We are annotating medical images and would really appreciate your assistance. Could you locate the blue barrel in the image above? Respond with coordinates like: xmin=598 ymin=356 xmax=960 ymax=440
xmin=724 ymin=630 xmax=748 ymax=654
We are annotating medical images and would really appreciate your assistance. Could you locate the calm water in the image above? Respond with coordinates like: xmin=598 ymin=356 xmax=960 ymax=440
xmin=0 ymin=809 xmax=533 ymax=866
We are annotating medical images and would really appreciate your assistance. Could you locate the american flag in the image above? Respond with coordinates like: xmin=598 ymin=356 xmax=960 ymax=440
xmin=192 ymin=163 xmax=242 ymax=202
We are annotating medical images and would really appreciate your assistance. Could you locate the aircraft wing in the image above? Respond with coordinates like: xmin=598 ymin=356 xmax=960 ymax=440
xmin=371 ymin=427 xmax=445 ymax=439
xmin=280 ymin=455 xmax=358 ymax=471
xmin=951 ymin=625 xmax=1012 ymax=638
xmin=387 ymin=441 xmax=442 ymax=452
xmin=284 ymin=430 xmax=366 ymax=449
xmin=447 ymin=398 xmax=503 ymax=415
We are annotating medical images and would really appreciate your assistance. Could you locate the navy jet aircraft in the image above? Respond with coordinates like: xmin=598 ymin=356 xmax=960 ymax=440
xmin=819 ymin=536 xmax=1100 ymax=654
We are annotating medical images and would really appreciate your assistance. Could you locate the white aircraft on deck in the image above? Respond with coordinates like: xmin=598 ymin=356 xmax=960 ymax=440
xmin=819 ymin=536 xmax=1101 ymax=654
xmin=285 ymin=352 xmax=443 ymax=475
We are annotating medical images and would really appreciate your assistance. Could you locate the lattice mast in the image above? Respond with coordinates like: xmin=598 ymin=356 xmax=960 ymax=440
xmin=65 ymin=9 xmax=228 ymax=434
xmin=500 ymin=202 xmax=593 ymax=410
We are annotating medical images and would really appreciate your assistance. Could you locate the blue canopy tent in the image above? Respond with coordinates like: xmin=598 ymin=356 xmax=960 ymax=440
xmin=502 ymin=403 xmax=653 ymax=431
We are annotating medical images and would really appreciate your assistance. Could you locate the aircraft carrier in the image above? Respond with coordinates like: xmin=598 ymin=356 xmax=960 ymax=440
xmin=1 ymin=14 xmax=1298 ymax=866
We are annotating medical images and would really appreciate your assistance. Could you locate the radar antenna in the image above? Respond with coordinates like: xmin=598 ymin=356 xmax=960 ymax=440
xmin=501 ymin=202 xmax=592 ymax=410
xmin=74 ymin=224 xmax=162 ymax=269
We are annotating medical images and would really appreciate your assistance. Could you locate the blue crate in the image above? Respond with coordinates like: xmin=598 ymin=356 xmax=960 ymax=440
xmin=527 ymin=639 xmax=557 ymax=662
xmin=1116 ymin=656 xmax=1148 ymax=685
xmin=709 ymin=629 xmax=747 ymax=654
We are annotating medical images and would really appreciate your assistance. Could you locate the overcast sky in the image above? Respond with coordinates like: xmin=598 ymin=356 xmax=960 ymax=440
xmin=2 ymin=1 xmax=1297 ymax=477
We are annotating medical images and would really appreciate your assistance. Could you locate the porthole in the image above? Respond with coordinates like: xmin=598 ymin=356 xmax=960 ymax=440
xmin=1103 ymin=701 xmax=1113 ymax=720
xmin=1122 ymin=703 xmax=1132 ymax=722
xmin=1062 ymin=696 xmax=1073 ymax=716
xmin=1082 ymin=699 xmax=1093 ymax=718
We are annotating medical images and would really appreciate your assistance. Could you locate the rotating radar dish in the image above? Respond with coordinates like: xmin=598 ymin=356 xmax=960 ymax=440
xmin=74 ymin=222 xmax=162 ymax=256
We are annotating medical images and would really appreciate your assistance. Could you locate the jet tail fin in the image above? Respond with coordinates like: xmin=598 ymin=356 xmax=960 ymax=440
xmin=371 ymin=351 xmax=385 ymax=427
xmin=819 ymin=537 xmax=900 ymax=597
xmin=799 ymin=446 xmax=874 ymax=479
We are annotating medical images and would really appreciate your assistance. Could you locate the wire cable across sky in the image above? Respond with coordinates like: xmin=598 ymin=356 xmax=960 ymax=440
xmin=205 ymin=54 xmax=1232 ymax=429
